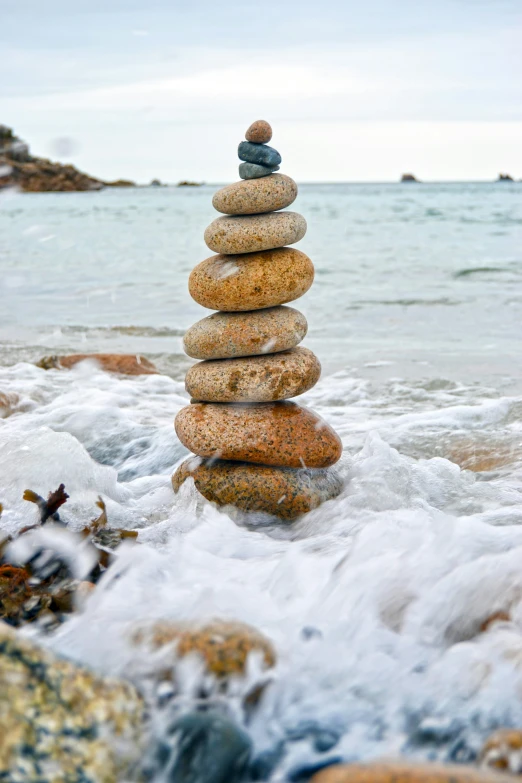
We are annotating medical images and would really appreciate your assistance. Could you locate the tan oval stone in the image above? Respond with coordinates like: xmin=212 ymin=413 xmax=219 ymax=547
xmin=189 ymin=248 xmax=314 ymax=312
xmin=311 ymin=762 xmax=511 ymax=783
xmin=173 ymin=457 xmax=343 ymax=519
xmin=204 ymin=211 xmax=306 ymax=255
xmin=183 ymin=306 xmax=308 ymax=360
xmin=212 ymin=174 xmax=297 ymax=216
xmin=132 ymin=619 xmax=275 ymax=678
xmin=245 ymin=120 xmax=272 ymax=143
xmin=480 ymin=728 xmax=522 ymax=772
xmin=175 ymin=401 xmax=342 ymax=468
xmin=186 ymin=347 xmax=320 ymax=403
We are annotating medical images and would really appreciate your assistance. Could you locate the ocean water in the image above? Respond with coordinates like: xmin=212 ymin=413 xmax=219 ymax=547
xmin=1 ymin=182 xmax=522 ymax=778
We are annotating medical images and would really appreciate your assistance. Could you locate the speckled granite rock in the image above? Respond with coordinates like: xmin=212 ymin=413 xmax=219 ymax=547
xmin=480 ymin=728 xmax=522 ymax=772
xmin=186 ymin=347 xmax=321 ymax=403
xmin=238 ymin=140 xmax=281 ymax=168
xmin=212 ymin=173 xmax=297 ymax=215
xmin=189 ymin=248 xmax=314 ymax=311
xmin=175 ymin=401 xmax=342 ymax=468
xmin=204 ymin=211 xmax=306 ymax=255
xmin=239 ymin=161 xmax=280 ymax=179
xmin=183 ymin=306 xmax=308 ymax=360
xmin=311 ymin=763 xmax=511 ymax=783
xmin=245 ymin=120 xmax=272 ymax=144
xmin=0 ymin=621 xmax=144 ymax=783
xmin=173 ymin=457 xmax=343 ymax=519
xmin=133 ymin=619 xmax=275 ymax=679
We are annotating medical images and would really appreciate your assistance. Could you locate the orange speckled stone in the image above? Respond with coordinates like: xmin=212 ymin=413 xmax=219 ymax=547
xmin=133 ymin=619 xmax=275 ymax=678
xmin=183 ymin=306 xmax=308 ymax=360
xmin=310 ymin=762 xmax=512 ymax=783
xmin=175 ymin=401 xmax=342 ymax=468
xmin=480 ymin=729 xmax=522 ymax=772
xmin=245 ymin=120 xmax=272 ymax=143
xmin=173 ymin=457 xmax=343 ymax=519
xmin=212 ymin=173 xmax=297 ymax=216
xmin=204 ymin=211 xmax=306 ymax=255
xmin=186 ymin=347 xmax=320 ymax=403
xmin=189 ymin=247 xmax=314 ymax=312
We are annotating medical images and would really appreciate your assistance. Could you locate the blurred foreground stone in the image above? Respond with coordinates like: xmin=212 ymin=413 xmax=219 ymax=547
xmin=480 ymin=729 xmax=522 ymax=773
xmin=311 ymin=761 xmax=513 ymax=783
xmin=0 ymin=622 xmax=145 ymax=782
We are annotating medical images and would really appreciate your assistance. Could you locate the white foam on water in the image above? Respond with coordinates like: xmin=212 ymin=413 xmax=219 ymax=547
xmin=2 ymin=360 xmax=522 ymax=777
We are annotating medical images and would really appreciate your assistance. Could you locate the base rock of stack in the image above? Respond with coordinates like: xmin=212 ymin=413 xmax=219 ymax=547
xmin=310 ymin=763 xmax=511 ymax=783
xmin=183 ymin=306 xmax=308 ymax=360
xmin=173 ymin=458 xmax=343 ymax=520
xmin=189 ymin=248 xmax=314 ymax=311
xmin=204 ymin=211 xmax=306 ymax=254
xmin=212 ymin=173 xmax=297 ymax=215
xmin=186 ymin=347 xmax=321 ymax=402
xmin=175 ymin=401 xmax=342 ymax=468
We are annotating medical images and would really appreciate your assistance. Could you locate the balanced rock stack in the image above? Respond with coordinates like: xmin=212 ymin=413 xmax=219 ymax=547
xmin=173 ymin=120 xmax=343 ymax=520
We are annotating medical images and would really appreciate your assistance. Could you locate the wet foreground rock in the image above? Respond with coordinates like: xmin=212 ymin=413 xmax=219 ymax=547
xmin=174 ymin=119 xmax=343 ymax=518
xmin=310 ymin=762 xmax=512 ymax=783
xmin=0 ymin=622 xmax=144 ymax=782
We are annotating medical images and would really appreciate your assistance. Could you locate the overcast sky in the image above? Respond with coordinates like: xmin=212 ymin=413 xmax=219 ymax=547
xmin=3 ymin=0 xmax=521 ymax=182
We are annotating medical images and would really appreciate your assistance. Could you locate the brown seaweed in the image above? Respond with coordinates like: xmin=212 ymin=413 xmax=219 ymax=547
xmin=23 ymin=483 xmax=69 ymax=524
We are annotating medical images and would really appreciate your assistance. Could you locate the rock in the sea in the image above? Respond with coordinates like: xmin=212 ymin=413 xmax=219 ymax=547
xmin=173 ymin=458 xmax=343 ymax=519
xmin=245 ymin=120 xmax=272 ymax=144
xmin=204 ymin=211 xmax=306 ymax=255
xmin=238 ymin=141 xmax=281 ymax=168
xmin=175 ymin=401 xmax=342 ymax=468
xmin=185 ymin=347 xmax=321 ymax=403
xmin=183 ymin=306 xmax=308 ymax=360
xmin=133 ymin=619 xmax=276 ymax=679
xmin=36 ymin=353 xmax=158 ymax=375
xmin=164 ymin=710 xmax=252 ymax=783
xmin=212 ymin=173 xmax=297 ymax=215
xmin=189 ymin=248 xmax=314 ymax=311
xmin=0 ymin=621 xmax=144 ymax=782
xmin=239 ymin=161 xmax=280 ymax=179
xmin=310 ymin=762 xmax=511 ymax=783
xmin=480 ymin=728 xmax=522 ymax=772
xmin=0 ymin=390 xmax=19 ymax=418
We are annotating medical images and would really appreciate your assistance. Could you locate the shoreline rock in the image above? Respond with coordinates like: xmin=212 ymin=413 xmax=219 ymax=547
xmin=36 ymin=353 xmax=159 ymax=376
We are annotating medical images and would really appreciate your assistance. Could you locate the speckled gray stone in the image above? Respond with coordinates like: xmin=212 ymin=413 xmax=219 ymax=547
xmin=238 ymin=141 xmax=281 ymax=168
xmin=173 ymin=458 xmax=343 ymax=520
xmin=175 ymin=401 xmax=343 ymax=468
xmin=188 ymin=248 xmax=314 ymax=311
xmin=212 ymin=174 xmax=297 ymax=215
xmin=204 ymin=211 xmax=307 ymax=255
xmin=183 ymin=306 xmax=308 ymax=360
xmin=186 ymin=347 xmax=321 ymax=403
xmin=239 ymin=162 xmax=279 ymax=180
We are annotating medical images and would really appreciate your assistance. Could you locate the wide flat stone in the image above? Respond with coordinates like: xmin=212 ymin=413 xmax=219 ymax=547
xmin=310 ymin=762 xmax=511 ymax=783
xmin=239 ymin=162 xmax=279 ymax=179
xmin=186 ymin=347 xmax=321 ymax=403
xmin=204 ymin=211 xmax=306 ymax=255
xmin=245 ymin=120 xmax=272 ymax=143
xmin=173 ymin=457 xmax=343 ymax=520
xmin=175 ymin=401 xmax=342 ymax=468
xmin=238 ymin=140 xmax=281 ymax=167
xmin=189 ymin=247 xmax=314 ymax=311
xmin=183 ymin=306 xmax=308 ymax=360
xmin=212 ymin=173 xmax=297 ymax=215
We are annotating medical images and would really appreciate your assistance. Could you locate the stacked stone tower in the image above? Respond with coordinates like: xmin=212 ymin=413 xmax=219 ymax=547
xmin=173 ymin=120 xmax=343 ymax=520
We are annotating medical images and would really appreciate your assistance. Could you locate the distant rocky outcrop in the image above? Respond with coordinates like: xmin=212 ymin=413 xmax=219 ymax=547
xmin=497 ymin=173 xmax=514 ymax=182
xmin=401 ymin=173 xmax=420 ymax=182
xmin=105 ymin=178 xmax=136 ymax=187
xmin=0 ymin=125 xmax=105 ymax=192
xmin=178 ymin=180 xmax=202 ymax=187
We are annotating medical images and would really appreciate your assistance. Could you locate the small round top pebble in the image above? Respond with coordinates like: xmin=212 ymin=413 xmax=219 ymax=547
xmin=246 ymin=120 xmax=272 ymax=144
